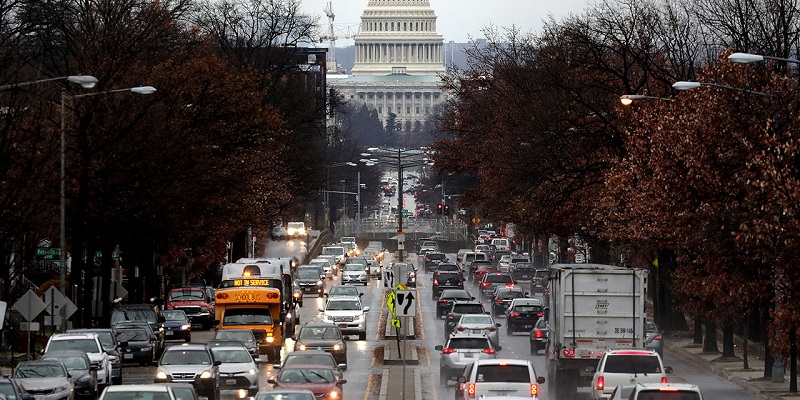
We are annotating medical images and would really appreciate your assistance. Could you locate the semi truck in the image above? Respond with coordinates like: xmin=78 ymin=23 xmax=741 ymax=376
xmin=545 ymin=264 xmax=649 ymax=399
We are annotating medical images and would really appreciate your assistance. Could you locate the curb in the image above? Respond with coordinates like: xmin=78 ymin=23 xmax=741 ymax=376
xmin=665 ymin=341 xmax=780 ymax=400
xmin=379 ymin=367 xmax=389 ymax=399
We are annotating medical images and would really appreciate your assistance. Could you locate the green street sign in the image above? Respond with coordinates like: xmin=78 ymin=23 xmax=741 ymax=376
xmin=36 ymin=247 xmax=60 ymax=260
xmin=401 ymin=209 xmax=409 ymax=217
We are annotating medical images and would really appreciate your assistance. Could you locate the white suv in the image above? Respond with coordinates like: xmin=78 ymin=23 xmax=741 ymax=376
xmin=44 ymin=332 xmax=112 ymax=387
xmin=318 ymin=296 xmax=370 ymax=340
xmin=455 ymin=358 xmax=545 ymax=398
xmin=629 ymin=383 xmax=703 ymax=400
xmin=591 ymin=349 xmax=673 ymax=400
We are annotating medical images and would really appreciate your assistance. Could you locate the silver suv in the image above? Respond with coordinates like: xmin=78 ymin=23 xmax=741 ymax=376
xmin=590 ymin=349 xmax=673 ymax=400
xmin=154 ymin=344 xmax=221 ymax=400
xmin=434 ymin=332 xmax=500 ymax=386
xmin=455 ymin=358 xmax=545 ymax=399
xmin=318 ymin=296 xmax=370 ymax=340
xmin=629 ymin=383 xmax=703 ymax=400
xmin=44 ymin=333 xmax=112 ymax=388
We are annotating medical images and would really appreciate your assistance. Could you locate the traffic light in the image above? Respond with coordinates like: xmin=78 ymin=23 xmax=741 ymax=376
xmin=444 ymin=205 xmax=450 ymax=216
xmin=437 ymin=203 xmax=443 ymax=214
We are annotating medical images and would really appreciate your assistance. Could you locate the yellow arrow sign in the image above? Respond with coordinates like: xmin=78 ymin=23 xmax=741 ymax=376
xmin=386 ymin=290 xmax=396 ymax=317
xmin=395 ymin=283 xmax=407 ymax=291
xmin=391 ymin=318 xmax=401 ymax=328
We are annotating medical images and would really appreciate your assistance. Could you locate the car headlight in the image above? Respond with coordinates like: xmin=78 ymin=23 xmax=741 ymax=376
xmin=181 ymin=324 xmax=191 ymax=330
xmin=294 ymin=291 xmax=301 ymax=298
xmin=141 ymin=346 xmax=153 ymax=351
xmin=56 ymin=385 xmax=70 ymax=392
xmin=355 ymin=314 xmax=364 ymax=321
xmin=298 ymin=344 xmax=306 ymax=351
xmin=266 ymin=336 xmax=275 ymax=343
xmin=330 ymin=390 xmax=339 ymax=399
xmin=77 ymin=374 xmax=93 ymax=383
xmin=333 ymin=344 xmax=341 ymax=351
xmin=322 ymin=314 xmax=333 ymax=322
xmin=156 ymin=370 xmax=168 ymax=380
xmin=199 ymin=370 xmax=213 ymax=379
xmin=248 ymin=368 xmax=258 ymax=375
xmin=317 ymin=280 xmax=324 ymax=286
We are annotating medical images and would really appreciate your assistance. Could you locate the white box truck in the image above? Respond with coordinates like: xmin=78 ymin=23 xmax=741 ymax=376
xmin=545 ymin=264 xmax=648 ymax=399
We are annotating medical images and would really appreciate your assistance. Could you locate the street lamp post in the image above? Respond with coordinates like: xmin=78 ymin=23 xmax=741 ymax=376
xmin=673 ymin=79 xmax=784 ymax=383
xmin=619 ymin=94 xmax=672 ymax=105
xmin=0 ymin=75 xmax=98 ymax=92
xmin=324 ymin=162 xmax=357 ymax=233
xmin=60 ymin=85 xmax=156 ymax=331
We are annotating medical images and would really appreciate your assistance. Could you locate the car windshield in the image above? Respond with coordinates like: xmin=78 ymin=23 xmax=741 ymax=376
xmin=448 ymin=338 xmax=491 ymax=350
xmin=475 ymin=365 xmax=531 ymax=383
xmin=437 ymin=264 xmax=459 ymax=271
xmin=14 ymin=364 xmax=66 ymax=378
xmin=427 ymin=254 xmax=446 ymax=260
xmin=284 ymin=354 xmax=336 ymax=368
xmin=326 ymin=300 xmax=361 ymax=311
xmin=43 ymin=356 xmax=89 ymax=370
xmin=161 ymin=310 xmax=186 ymax=321
xmin=211 ymin=348 xmax=252 ymax=363
xmin=215 ymin=331 xmax=254 ymax=342
xmin=460 ymin=316 xmax=492 ymax=325
xmin=297 ymin=270 xmax=319 ymax=279
xmin=486 ymin=274 xmax=512 ymax=283
xmin=499 ymin=291 xmax=524 ymax=299
xmin=604 ymin=355 xmax=662 ymax=373
xmin=278 ymin=368 xmax=334 ymax=383
xmin=103 ymin=391 xmax=171 ymax=400
xmin=343 ymin=264 xmax=364 ymax=271
xmin=170 ymin=387 xmax=196 ymax=400
xmin=111 ymin=309 xmax=156 ymax=324
xmin=441 ymin=291 xmax=470 ymax=300
xmin=168 ymin=290 xmax=205 ymax=301
xmin=48 ymin=338 xmax=99 ymax=353
xmin=329 ymin=287 xmax=358 ymax=296
xmin=257 ymin=394 xmax=315 ymax=400
xmin=117 ymin=329 xmax=150 ymax=342
xmin=0 ymin=382 xmax=19 ymax=400
xmin=222 ymin=308 xmax=273 ymax=326
xmin=160 ymin=350 xmax=211 ymax=365
xmin=80 ymin=331 xmax=114 ymax=347
xmin=322 ymin=248 xmax=343 ymax=255
xmin=476 ymin=265 xmax=496 ymax=272
xmin=635 ymin=391 xmax=702 ymax=400
xmin=454 ymin=305 xmax=484 ymax=314
xmin=299 ymin=327 xmax=340 ymax=340
xmin=514 ymin=305 xmax=543 ymax=313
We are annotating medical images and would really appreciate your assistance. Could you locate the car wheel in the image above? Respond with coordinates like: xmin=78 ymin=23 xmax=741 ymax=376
xmin=185 ymin=335 xmax=191 ymax=343
xmin=506 ymin=325 xmax=512 ymax=335
xmin=112 ymin=374 xmax=122 ymax=385
xmin=359 ymin=332 xmax=366 ymax=340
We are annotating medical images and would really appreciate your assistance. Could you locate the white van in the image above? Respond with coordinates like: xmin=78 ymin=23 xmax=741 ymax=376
xmin=322 ymin=246 xmax=347 ymax=265
xmin=287 ymin=221 xmax=306 ymax=238
xmin=460 ymin=251 xmax=489 ymax=271
xmin=491 ymin=237 xmax=510 ymax=251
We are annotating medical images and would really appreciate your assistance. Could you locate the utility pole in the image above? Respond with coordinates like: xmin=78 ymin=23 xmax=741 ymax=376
xmin=357 ymin=171 xmax=361 ymax=238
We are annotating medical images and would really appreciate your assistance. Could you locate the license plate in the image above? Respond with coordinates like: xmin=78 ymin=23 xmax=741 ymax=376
xmin=472 ymin=329 xmax=482 ymax=334
xmin=339 ymin=323 xmax=348 ymax=328
xmin=226 ymin=379 xmax=237 ymax=385
xmin=166 ymin=331 xmax=173 ymax=335
xmin=522 ymin=275 xmax=531 ymax=279
xmin=123 ymin=354 xmax=133 ymax=359
xmin=464 ymin=353 xmax=474 ymax=358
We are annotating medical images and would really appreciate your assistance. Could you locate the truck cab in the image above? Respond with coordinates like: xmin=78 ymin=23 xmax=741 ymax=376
xmin=165 ymin=287 xmax=214 ymax=329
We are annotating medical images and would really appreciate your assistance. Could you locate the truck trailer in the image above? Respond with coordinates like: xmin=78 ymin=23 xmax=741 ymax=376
xmin=545 ymin=264 xmax=648 ymax=399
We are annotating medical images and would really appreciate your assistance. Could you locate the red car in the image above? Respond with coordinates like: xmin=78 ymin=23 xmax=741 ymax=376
xmin=268 ymin=364 xmax=346 ymax=399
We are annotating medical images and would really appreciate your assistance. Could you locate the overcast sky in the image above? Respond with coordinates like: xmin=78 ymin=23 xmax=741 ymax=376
xmin=300 ymin=0 xmax=592 ymax=46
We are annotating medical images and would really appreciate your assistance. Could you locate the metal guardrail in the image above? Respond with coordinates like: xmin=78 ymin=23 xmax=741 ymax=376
xmin=333 ymin=217 xmax=469 ymax=241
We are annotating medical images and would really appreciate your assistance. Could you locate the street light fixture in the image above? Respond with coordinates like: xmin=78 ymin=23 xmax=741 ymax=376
xmin=60 ymin=85 xmax=156 ymax=330
xmin=728 ymin=52 xmax=800 ymax=65
xmin=0 ymin=75 xmax=99 ymax=91
xmin=619 ymin=94 xmax=672 ymax=106
xmin=672 ymin=81 xmax=778 ymax=99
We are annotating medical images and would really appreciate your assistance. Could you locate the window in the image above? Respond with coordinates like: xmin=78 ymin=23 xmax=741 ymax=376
xmin=378 ymin=107 xmax=382 ymax=113
xmin=159 ymin=350 xmax=211 ymax=366
xmin=116 ymin=329 xmax=150 ymax=342
xmin=603 ymin=355 xmax=662 ymax=373
xmin=448 ymin=338 xmax=491 ymax=349
xmin=222 ymin=308 xmax=273 ymax=326
xmin=49 ymin=338 xmax=100 ymax=353
xmin=299 ymin=327 xmax=341 ymax=340
xmin=211 ymin=348 xmax=252 ymax=363
xmin=475 ymin=365 xmax=530 ymax=383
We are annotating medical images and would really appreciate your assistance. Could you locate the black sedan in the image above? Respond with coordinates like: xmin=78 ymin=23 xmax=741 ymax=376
xmin=432 ymin=270 xmax=464 ymax=299
xmin=161 ymin=309 xmax=192 ymax=342
xmin=490 ymin=286 xmax=527 ymax=316
xmin=0 ymin=377 xmax=31 ymax=400
xmin=116 ymin=327 xmax=156 ymax=365
xmin=41 ymin=350 xmax=97 ymax=400
xmin=436 ymin=289 xmax=473 ymax=318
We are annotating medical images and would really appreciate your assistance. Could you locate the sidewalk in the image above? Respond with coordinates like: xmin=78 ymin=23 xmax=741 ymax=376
xmin=666 ymin=332 xmax=800 ymax=400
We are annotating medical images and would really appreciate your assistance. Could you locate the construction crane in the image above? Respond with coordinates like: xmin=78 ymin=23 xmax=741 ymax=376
xmin=319 ymin=0 xmax=358 ymax=72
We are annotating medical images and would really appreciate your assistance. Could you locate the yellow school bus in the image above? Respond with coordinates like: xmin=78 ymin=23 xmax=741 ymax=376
xmin=214 ymin=281 xmax=283 ymax=362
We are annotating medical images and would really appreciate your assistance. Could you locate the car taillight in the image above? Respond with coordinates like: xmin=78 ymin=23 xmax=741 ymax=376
xmin=457 ymin=327 xmax=467 ymax=332
xmin=531 ymin=383 xmax=539 ymax=396
xmin=509 ymin=312 xmax=520 ymax=317
xmin=596 ymin=376 xmax=604 ymax=390
xmin=535 ymin=330 xmax=543 ymax=338
xmin=439 ymin=300 xmax=448 ymax=304
xmin=467 ymin=383 xmax=476 ymax=398
xmin=482 ymin=282 xmax=491 ymax=287
xmin=495 ymin=298 xmax=503 ymax=303
xmin=485 ymin=327 xmax=496 ymax=332
xmin=661 ymin=377 xmax=668 ymax=384
xmin=458 ymin=280 xmax=463 ymax=284
xmin=447 ymin=313 xmax=453 ymax=321
xmin=433 ymin=279 xmax=439 ymax=285
xmin=537 ymin=313 xmax=543 ymax=317
xmin=483 ymin=348 xmax=495 ymax=354
xmin=442 ymin=348 xmax=455 ymax=354
xmin=653 ymin=334 xmax=662 ymax=340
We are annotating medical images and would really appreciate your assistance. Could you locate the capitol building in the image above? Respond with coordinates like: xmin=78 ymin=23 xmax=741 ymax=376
xmin=329 ymin=0 xmax=447 ymax=132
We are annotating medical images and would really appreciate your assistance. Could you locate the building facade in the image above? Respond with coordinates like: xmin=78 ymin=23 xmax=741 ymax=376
xmin=329 ymin=0 xmax=447 ymax=132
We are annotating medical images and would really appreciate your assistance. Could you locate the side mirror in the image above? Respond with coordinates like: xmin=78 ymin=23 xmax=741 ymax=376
xmin=39 ymin=349 xmax=45 ymax=355
xmin=108 ymin=355 xmax=118 ymax=363
xmin=359 ymin=293 xmax=364 ymax=297
xmin=318 ymin=308 xmax=324 ymax=313
xmin=339 ymin=379 xmax=348 ymax=384
xmin=272 ymin=364 xmax=281 ymax=369
xmin=457 ymin=376 xmax=467 ymax=383
xmin=495 ymin=345 xmax=502 ymax=351
xmin=150 ymin=336 xmax=157 ymax=342
xmin=324 ymin=293 xmax=329 ymax=297
xmin=213 ymin=319 xmax=220 ymax=326
xmin=665 ymin=366 xmax=673 ymax=373
xmin=118 ymin=341 xmax=128 ymax=347
xmin=267 ymin=378 xmax=276 ymax=384
xmin=213 ymin=360 xmax=222 ymax=366
xmin=337 ymin=363 xmax=347 ymax=370
xmin=434 ymin=345 xmax=443 ymax=351
xmin=495 ymin=323 xmax=502 ymax=327
xmin=537 ymin=376 xmax=545 ymax=384
xmin=363 ymin=307 xmax=370 ymax=312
